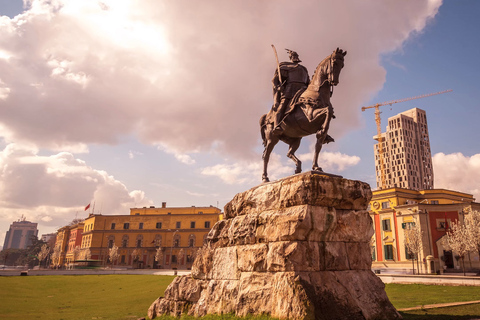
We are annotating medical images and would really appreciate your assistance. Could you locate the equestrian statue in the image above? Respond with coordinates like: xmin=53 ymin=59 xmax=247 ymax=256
xmin=260 ymin=47 xmax=347 ymax=182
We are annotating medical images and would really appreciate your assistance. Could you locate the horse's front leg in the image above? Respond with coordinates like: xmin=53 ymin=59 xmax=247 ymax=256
xmin=262 ymin=126 xmax=279 ymax=182
xmin=312 ymin=110 xmax=333 ymax=172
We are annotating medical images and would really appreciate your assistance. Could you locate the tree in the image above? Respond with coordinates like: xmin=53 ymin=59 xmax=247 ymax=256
xmin=108 ymin=245 xmax=119 ymax=266
xmin=37 ymin=244 xmax=51 ymax=268
xmin=51 ymin=245 xmax=61 ymax=268
xmin=464 ymin=210 xmax=480 ymax=260
xmin=442 ymin=221 xmax=473 ymax=276
xmin=404 ymin=222 xmax=424 ymax=274
xmin=155 ymin=247 xmax=163 ymax=267
xmin=131 ymin=249 xmax=141 ymax=266
xmin=178 ymin=249 xmax=185 ymax=266
xmin=83 ymin=248 xmax=92 ymax=260
xmin=72 ymin=246 xmax=81 ymax=262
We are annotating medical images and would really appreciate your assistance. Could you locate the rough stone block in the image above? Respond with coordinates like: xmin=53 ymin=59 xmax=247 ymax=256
xmin=237 ymin=243 xmax=268 ymax=272
xmin=209 ymin=246 xmax=239 ymax=280
xmin=346 ymin=242 xmax=372 ymax=270
xmin=323 ymin=241 xmax=349 ymax=271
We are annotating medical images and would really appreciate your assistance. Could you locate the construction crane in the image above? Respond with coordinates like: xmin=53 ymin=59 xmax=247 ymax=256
xmin=362 ymin=89 xmax=452 ymax=189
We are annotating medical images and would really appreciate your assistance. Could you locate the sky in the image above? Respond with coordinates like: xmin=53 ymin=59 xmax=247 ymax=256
xmin=1 ymin=0 xmax=479 ymax=246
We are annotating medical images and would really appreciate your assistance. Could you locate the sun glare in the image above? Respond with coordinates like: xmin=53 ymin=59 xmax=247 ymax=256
xmin=61 ymin=0 xmax=170 ymax=55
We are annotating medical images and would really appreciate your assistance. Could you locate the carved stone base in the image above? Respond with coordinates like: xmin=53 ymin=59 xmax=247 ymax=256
xmin=148 ymin=173 xmax=401 ymax=320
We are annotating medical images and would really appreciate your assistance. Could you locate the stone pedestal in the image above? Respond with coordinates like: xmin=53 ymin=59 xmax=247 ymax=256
xmin=148 ymin=172 xmax=401 ymax=320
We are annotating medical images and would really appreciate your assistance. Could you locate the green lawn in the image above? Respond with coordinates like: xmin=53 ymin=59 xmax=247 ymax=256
xmin=385 ymin=283 xmax=480 ymax=309
xmin=1 ymin=275 xmax=480 ymax=320
xmin=0 ymin=275 xmax=175 ymax=320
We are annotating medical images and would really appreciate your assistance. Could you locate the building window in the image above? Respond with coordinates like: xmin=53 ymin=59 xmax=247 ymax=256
xmin=381 ymin=202 xmax=390 ymax=209
xmin=384 ymin=245 xmax=394 ymax=260
xmin=174 ymin=237 xmax=180 ymax=248
xmin=137 ymin=239 xmax=142 ymax=248
xmin=188 ymin=234 xmax=196 ymax=247
xmin=431 ymin=200 xmax=439 ymax=204
xmin=382 ymin=219 xmax=391 ymax=231
xmin=176 ymin=222 xmax=181 ymax=229
xmin=156 ymin=222 xmax=162 ymax=229
xmin=139 ymin=223 xmax=143 ymax=230
xmin=111 ymin=223 xmax=116 ymax=230
xmin=121 ymin=255 xmax=125 ymax=264
xmin=124 ymin=223 xmax=130 ymax=230
xmin=190 ymin=221 xmax=196 ymax=229
xmin=171 ymin=255 xmax=177 ymax=263
xmin=204 ymin=221 xmax=211 ymax=228
xmin=401 ymin=222 xmax=415 ymax=229
xmin=122 ymin=236 xmax=128 ymax=248
xmin=405 ymin=246 xmax=415 ymax=260
xmin=108 ymin=239 xmax=114 ymax=248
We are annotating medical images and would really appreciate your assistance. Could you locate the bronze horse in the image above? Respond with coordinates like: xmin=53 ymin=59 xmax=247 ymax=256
xmin=260 ymin=48 xmax=347 ymax=182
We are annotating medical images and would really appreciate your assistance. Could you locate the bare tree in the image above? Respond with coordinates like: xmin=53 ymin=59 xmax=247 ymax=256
xmin=37 ymin=244 xmax=51 ymax=268
xmin=404 ymin=221 xmax=424 ymax=274
xmin=442 ymin=221 xmax=473 ymax=276
xmin=108 ymin=245 xmax=119 ymax=267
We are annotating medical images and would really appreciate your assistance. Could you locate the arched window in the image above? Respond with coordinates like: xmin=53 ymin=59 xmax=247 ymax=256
xmin=108 ymin=235 xmax=115 ymax=248
xmin=173 ymin=234 xmax=181 ymax=248
xmin=122 ymin=235 xmax=129 ymax=248
xmin=188 ymin=234 xmax=196 ymax=248
xmin=136 ymin=235 xmax=143 ymax=248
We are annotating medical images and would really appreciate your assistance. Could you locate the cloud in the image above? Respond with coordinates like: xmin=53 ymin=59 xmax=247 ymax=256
xmin=0 ymin=0 xmax=442 ymax=158
xmin=200 ymin=149 xmax=360 ymax=185
xmin=433 ymin=152 xmax=480 ymax=201
xmin=0 ymin=143 xmax=152 ymax=233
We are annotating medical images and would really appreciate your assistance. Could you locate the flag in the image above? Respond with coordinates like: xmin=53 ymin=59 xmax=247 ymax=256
xmin=84 ymin=203 xmax=91 ymax=211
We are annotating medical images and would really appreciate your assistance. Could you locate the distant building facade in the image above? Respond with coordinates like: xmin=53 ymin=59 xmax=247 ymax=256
xmin=369 ymin=187 xmax=480 ymax=273
xmin=3 ymin=218 xmax=38 ymax=249
xmin=41 ymin=233 xmax=56 ymax=244
xmin=374 ymin=108 xmax=434 ymax=190
xmin=65 ymin=222 xmax=85 ymax=266
xmin=52 ymin=203 xmax=222 ymax=269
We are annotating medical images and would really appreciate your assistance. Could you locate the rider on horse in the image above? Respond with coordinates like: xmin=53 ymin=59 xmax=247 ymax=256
xmin=272 ymin=49 xmax=310 ymax=133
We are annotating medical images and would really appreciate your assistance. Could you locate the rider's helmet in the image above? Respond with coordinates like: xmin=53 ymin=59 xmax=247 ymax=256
xmin=286 ymin=49 xmax=301 ymax=63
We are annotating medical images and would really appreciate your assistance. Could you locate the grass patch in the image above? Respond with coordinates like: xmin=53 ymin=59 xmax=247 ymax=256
xmin=399 ymin=304 xmax=480 ymax=320
xmin=0 ymin=275 xmax=174 ymax=320
xmin=1 ymin=275 xmax=480 ymax=319
xmin=385 ymin=283 xmax=480 ymax=309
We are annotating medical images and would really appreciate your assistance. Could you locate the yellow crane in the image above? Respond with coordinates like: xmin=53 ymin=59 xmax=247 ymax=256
xmin=362 ymin=89 xmax=452 ymax=189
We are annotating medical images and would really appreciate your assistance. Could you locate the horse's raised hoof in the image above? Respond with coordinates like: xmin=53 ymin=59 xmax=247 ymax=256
xmin=262 ymin=174 xmax=270 ymax=183
xmin=295 ymin=168 xmax=302 ymax=174
xmin=312 ymin=167 xmax=323 ymax=172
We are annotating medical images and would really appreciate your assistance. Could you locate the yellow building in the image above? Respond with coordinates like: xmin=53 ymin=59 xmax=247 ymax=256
xmin=52 ymin=226 xmax=69 ymax=267
xmin=369 ymin=187 xmax=480 ymax=273
xmin=80 ymin=203 xmax=222 ymax=269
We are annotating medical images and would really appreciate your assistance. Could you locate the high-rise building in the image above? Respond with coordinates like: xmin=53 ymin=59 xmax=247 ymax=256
xmin=373 ymin=107 xmax=434 ymax=190
xmin=3 ymin=217 xmax=38 ymax=249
